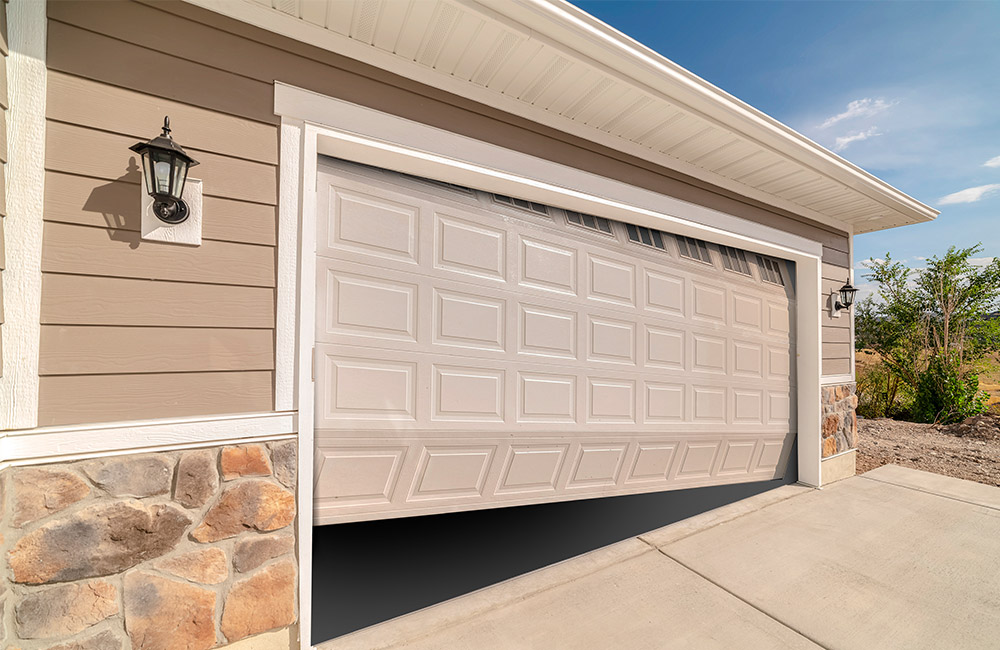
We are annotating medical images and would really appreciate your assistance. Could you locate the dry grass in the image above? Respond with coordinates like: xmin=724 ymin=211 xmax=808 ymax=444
xmin=855 ymin=349 xmax=1000 ymax=407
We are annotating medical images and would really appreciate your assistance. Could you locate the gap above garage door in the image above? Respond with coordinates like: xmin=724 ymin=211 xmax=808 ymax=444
xmin=314 ymin=158 xmax=796 ymax=525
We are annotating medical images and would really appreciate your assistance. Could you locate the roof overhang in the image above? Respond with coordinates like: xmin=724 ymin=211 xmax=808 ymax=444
xmin=182 ymin=0 xmax=939 ymax=235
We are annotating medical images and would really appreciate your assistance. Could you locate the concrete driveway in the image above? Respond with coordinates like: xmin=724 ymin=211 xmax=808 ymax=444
xmin=319 ymin=465 xmax=1000 ymax=649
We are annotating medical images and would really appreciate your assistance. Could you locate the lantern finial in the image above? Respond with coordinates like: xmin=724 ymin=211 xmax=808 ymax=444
xmin=162 ymin=116 xmax=171 ymax=138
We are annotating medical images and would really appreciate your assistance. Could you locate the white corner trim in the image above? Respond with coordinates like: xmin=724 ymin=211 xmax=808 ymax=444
xmin=1 ymin=0 xmax=47 ymax=431
xmin=275 ymin=118 xmax=303 ymax=411
xmin=280 ymin=116 xmax=318 ymax=650
xmin=1 ymin=411 xmax=297 ymax=465
xmin=274 ymin=84 xmax=823 ymax=260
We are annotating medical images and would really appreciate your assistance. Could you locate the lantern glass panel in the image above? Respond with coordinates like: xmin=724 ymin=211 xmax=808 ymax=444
xmin=139 ymin=151 xmax=155 ymax=196
xmin=150 ymin=149 xmax=174 ymax=195
xmin=170 ymin=157 xmax=189 ymax=200
xmin=839 ymin=285 xmax=857 ymax=308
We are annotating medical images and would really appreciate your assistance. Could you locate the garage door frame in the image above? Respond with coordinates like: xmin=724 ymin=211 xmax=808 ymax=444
xmin=274 ymin=82 xmax=824 ymax=650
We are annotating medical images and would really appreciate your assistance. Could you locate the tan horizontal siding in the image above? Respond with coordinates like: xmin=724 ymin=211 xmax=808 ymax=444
xmin=822 ymin=262 xmax=852 ymax=282
xmin=42 ymin=274 xmax=274 ymax=328
xmin=822 ymin=358 xmax=852 ymax=376
xmin=37 ymin=370 xmax=274 ymax=427
xmin=45 ymin=121 xmax=277 ymax=205
xmin=0 ymin=4 xmax=7 ymax=57
xmin=822 ymin=277 xmax=856 ymax=296
xmin=47 ymin=71 xmax=278 ymax=165
xmin=0 ymin=109 xmax=6 ymax=164
xmin=822 ymin=325 xmax=852 ymax=343
xmin=42 ymin=221 xmax=275 ymax=288
xmin=822 ymin=246 xmax=850 ymax=268
xmin=39 ymin=326 xmax=274 ymax=375
xmin=822 ymin=342 xmax=852 ymax=360
xmin=0 ymin=47 xmax=6 ymax=111
xmin=44 ymin=171 xmax=276 ymax=246
xmin=47 ymin=19 xmax=276 ymax=124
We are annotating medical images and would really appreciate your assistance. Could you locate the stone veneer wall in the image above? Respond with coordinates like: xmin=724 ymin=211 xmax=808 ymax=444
xmin=0 ymin=441 xmax=298 ymax=650
xmin=822 ymin=383 xmax=858 ymax=458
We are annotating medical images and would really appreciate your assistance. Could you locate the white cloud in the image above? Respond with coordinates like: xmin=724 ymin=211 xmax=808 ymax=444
xmin=820 ymin=98 xmax=894 ymax=129
xmin=985 ymin=155 xmax=1000 ymax=168
xmin=969 ymin=256 xmax=996 ymax=267
xmin=937 ymin=183 xmax=1000 ymax=205
xmin=834 ymin=127 xmax=881 ymax=152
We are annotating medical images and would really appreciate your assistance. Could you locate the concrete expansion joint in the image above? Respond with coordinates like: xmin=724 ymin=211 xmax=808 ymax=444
xmin=859 ymin=473 xmax=1000 ymax=512
xmin=653 ymin=549 xmax=830 ymax=650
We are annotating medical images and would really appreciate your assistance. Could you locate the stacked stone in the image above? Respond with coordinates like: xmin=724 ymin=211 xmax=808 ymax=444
xmin=0 ymin=441 xmax=298 ymax=650
xmin=821 ymin=383 xmax=858 ymax=457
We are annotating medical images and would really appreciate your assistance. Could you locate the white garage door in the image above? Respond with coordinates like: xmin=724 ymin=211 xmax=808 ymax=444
xmin=314 ymin=158 xmax=796 ymax=525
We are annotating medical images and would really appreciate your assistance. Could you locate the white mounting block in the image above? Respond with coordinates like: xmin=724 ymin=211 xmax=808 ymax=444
xmin=141 ymin=177 xmax=203 ymax=246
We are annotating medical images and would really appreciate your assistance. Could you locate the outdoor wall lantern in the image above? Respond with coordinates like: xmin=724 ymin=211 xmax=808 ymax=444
xmin=129 ymin=116 xmax=199 ymax=224
xmin=831 ymin=280 xmax=858 ymax=317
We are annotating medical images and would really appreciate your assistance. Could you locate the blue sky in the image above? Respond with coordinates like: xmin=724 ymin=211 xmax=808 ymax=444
xmin=573 ymin=0 xmax=1000 ymax=296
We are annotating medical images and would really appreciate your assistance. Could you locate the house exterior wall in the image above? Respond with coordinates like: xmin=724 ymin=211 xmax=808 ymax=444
xmin=0 ymin=1 xmax=865 ymax=647
xmin=38 ymin=0 xmax=852 ymax=428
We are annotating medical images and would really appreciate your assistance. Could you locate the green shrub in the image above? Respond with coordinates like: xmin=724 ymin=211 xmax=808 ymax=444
xmin=911 ymin=353 xmax=989 ymax=424
xmin=859 ymin=244 xmax=1000 ymax=424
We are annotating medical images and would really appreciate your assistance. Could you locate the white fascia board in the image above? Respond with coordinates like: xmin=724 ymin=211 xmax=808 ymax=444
xmin=276 ymin=85 xmax=823 ymax=260
xmin=487 ymin=0 xmax=939 ymax=227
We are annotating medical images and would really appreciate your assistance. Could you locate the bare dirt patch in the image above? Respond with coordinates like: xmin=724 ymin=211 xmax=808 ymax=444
xmin=858 ymin=415 xmax=1000 ymax=487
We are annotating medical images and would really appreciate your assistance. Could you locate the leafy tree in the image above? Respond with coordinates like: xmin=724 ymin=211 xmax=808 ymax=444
xmin=857 ymin=244 xmax=1000 ymax=423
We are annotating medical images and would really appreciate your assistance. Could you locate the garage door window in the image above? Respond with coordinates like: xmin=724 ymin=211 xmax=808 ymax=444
xmin=566 ymin=210 xmax=614 ymax=235
xmin=625 ymin=223 xmax=667 ymax=250
xmin=492 ymin=193 xmax=549 ymax=215
xmin=677 ymin=235 xmax=712 ymax=264
xmin=719 ymin=245 xmax=752 ymax=276
xmin=757 ymin=255 xmax=786 ymax=286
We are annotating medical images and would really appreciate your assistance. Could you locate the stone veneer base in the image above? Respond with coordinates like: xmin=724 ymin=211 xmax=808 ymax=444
xmin=821 ymin=383 xmax=858 ymax=458
xmin=0 ymin=441 xmax=299 ymax=650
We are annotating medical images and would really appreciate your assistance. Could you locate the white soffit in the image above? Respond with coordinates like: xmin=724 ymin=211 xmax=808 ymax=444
xmin=184 ymin=0 xmax=938 ymax=235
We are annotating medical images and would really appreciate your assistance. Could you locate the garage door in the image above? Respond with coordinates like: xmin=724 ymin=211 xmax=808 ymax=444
xmin=313 ymin=158 xmax=796 ymax=524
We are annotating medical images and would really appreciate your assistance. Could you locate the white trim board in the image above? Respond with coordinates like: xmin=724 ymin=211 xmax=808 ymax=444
xmin=1 ymin=0 xmax=47 ymax=431
xmin=275 ymin=84 xmax=823 ymax=260
xmin=821 ymin=374 xmax=857 ymax=386
xmin=1 ymin=411 xmax=297 ymax=465
xmin=276 ymin=83 xmax=825 ymax=650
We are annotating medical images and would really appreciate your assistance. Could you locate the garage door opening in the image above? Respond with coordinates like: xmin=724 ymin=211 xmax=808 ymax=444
xmin=313 ymin=157 xmax=797 ymax=526
xmin=311 ymin=469 xmax=795 ymax=643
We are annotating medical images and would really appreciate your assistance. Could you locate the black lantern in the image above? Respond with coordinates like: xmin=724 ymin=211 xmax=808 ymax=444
xmin=129 ymin=116 xmax=199 ymax=224
xmin=836 ymin=281 xmax=858 ymax=311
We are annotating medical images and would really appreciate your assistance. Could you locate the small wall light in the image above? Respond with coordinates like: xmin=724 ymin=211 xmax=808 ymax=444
xmin=831 ymin=280 xmax=858 ymax=317
xmin=129 ymin=116 xmax=199 ymax=224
